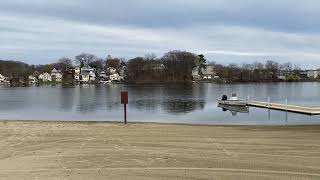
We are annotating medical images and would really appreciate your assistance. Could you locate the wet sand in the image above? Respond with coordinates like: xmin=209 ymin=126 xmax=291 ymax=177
xmin=0 ymin=121 xmax=319 ymax=180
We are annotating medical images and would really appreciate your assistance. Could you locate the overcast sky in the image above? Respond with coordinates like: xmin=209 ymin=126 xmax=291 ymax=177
xmin=0 ymin=0 xmax=319 ymax=68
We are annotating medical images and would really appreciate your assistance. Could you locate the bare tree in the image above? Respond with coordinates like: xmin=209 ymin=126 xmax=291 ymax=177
xmin=144 ymin=53 xmax=157 ymax=61
xmin=161 ymin=50 xmax=198 ymax=82
xmin=281 ymin=62 xmax=293 ymax=72
xmin=126 ymin=57 xmax=146 ymax=80
xmin=89 ymin=58 xmax=104 ymax=72
xmin=58 ymin=57 xmax=73 ymax=71
xmin=75 ymin=53 xmax=97 ymax=68
xmin=265 ymin=60 xmax=280 ymax=80
xmin=106 ymin=57 xmax=121 ymax=70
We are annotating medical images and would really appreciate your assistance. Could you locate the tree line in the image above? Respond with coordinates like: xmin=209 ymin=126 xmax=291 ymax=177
xmin=0 ymin=50 xmax=309 ymax=85
xmin=0 ymin=50 xmax=202 ymax=85
xmin=213 ymin=61 xmax=303 ymax=82
xmin=126 ymin=51 xmax=200 ymax=83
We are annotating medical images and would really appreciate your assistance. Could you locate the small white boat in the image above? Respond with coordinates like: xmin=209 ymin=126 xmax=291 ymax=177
xmin=218 ymin=93 xmax=248 ymax=106
xmin=218 ymin=104 xmax=249 ymax=116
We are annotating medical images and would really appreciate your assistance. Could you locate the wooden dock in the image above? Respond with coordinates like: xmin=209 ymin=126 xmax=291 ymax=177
xmin=247 ymin=101 xmax=320 ymax=115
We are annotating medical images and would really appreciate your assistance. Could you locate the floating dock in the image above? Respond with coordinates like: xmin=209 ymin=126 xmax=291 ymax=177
xmin=247 ymin=101 xmax=320 ymax=115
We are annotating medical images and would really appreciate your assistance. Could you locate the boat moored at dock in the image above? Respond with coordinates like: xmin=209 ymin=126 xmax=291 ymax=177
xmin=218 ymin=93 xmax=248 ymax=106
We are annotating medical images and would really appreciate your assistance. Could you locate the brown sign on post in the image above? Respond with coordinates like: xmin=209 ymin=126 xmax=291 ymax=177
xmin=121 ymin=91 xmax=128 ymax=124
xmin=121 ymin=91 xmax=128 ymax=104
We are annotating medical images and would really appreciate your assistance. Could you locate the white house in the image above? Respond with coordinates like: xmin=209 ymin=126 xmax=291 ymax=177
xmin=192 ymin=64 xmax=216 ymax=80
xmin=201 ymin=64 xmax=216 ymax=79
xmin=0 ymin=74 xmax=5 ymax=82
xmin=106 ymin=67 xmax=125 ymax=82
xmin=39 ymin=72 xmax=52 ymax=82
xmin=119 ymin=67 xmax=126 ymax=78
xmin=99 ymin=71 xmax=108 ymax=80
xmin=0 ymin=74 xmax=8 ymax=83
xmin=109 ymin=73 xmax=123 ymax=82
xmin=81 ymin=67 xmax=96 ymax=83
xmin=106 ymin=67 xmax=117 ymax=74
xmin=28 ymin=75 xmax=37 ymax=84
xmin=51 ymin=68 xmax=63 ymax=82
xmin=306 ymin=70 xmax=320 ymax=79
xmin=74 ymin=66 xmax=81 ymax=81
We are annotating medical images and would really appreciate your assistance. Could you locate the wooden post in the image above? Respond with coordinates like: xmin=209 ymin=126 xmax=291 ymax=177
xmin=285 ymin=99 xmax=288 ymax=124
xmin=124 ymin=104 xmax=127 ymax=124
xmin=121 ymin=91 xmax=128 ymax=124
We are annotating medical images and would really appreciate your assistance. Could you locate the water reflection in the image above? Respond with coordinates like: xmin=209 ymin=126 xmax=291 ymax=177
xmin=76 ymin=85 xmax=111 ymax=113
xmin=134 ymin=100 xmax=159 ymax=112
xmin=59 ymin=87 xmax=75 ymax=111
xmin=60 ymin=84 xmax=208 ymax=114
xmin=218 ymin=104 xmax=249 ymax=116
xmin=162 ymin=100 xmax=206 ymax=115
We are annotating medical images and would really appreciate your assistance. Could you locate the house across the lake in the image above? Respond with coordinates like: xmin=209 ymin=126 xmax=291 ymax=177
xmin=106 ymin=67 xmax=124 ymax=82
xmin=0 ymin=74 xmax=9 ymax=84
xmin=99 ymin=71 xmax=108 ymax=81
xmin=306 ymin=70 xmax=320 ymax=79
xmin=51 ymin=69 xmax=63 ymax=82
xmin=28 ymin=75 xmax=37 ymax=84
xmin=39 ymin=72 xmax=52 ymax=82
xmin=80 ymin=67 xmax=96 ymax=83
xmin=109 ymin=73 xmax=123 ymax=82
xmin=74 ymin=66 xmax=81 ymax=82
xmin=192 ymin=64 xmax=217 ymax=81
xmin=202 ymin=65 xmax=216 ymax=80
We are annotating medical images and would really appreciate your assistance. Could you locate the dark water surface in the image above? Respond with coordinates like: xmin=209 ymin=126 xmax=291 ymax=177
xmin=1 ymin=82 xmax=320 ymax=125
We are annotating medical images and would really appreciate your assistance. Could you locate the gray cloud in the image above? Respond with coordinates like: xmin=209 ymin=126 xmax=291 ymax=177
xmin=0 ymin=0 xmax=319 ymax=68
xmin=1 ymin=0 xmax=319 ymax=32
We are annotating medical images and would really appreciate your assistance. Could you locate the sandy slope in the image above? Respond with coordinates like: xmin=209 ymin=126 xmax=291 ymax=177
xmin=0 ymin=121 xmax=319 ymax=179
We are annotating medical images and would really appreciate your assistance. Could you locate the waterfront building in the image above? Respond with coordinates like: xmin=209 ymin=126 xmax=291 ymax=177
xmin=109 ymin=73 xmax=123 ymax=82
xmin=74 ymin=66 xmax=81 ymax=81
xmin=28 ymin=75 xmax=37 ymax=84
xmin=51 ymin=69 xmax=63 ymax=82
xmin=306 ymin=70 xmax=320 ymax=79
xmin=192 ymin=64 xmax=216 ymax=81
xmin=99 ymin=71 xmax=108 ymax=80
xmin=80 ymin=67 xmax=96 ymax=83
xmin=38 ymin=72 xmax=52 ymax=82
xmin=106 ymin=67 xmax=124 ymax=82
xmin=0 ymin=74 xmax=9 ymax=83
xmin=106 ymin=67 xmax=117 ymax=74
xmin=201 ymin=64 xmax=216 ymax=79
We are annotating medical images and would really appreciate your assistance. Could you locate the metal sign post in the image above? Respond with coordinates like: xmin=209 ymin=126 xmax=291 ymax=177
xmin=121 ymin=91 xmax=128 ymax=124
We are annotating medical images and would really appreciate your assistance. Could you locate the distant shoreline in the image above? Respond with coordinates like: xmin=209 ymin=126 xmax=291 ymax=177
xmin=1 ymin=80 xmax=320 ymax=87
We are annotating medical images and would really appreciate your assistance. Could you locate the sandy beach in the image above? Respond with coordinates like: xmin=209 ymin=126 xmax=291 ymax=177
xmin=0 ymin=121 xmax=319 ymax=179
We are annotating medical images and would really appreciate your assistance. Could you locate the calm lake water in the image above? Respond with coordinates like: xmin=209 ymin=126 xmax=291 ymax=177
xmin=1 ymin=82 xmax=320 ymax=125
